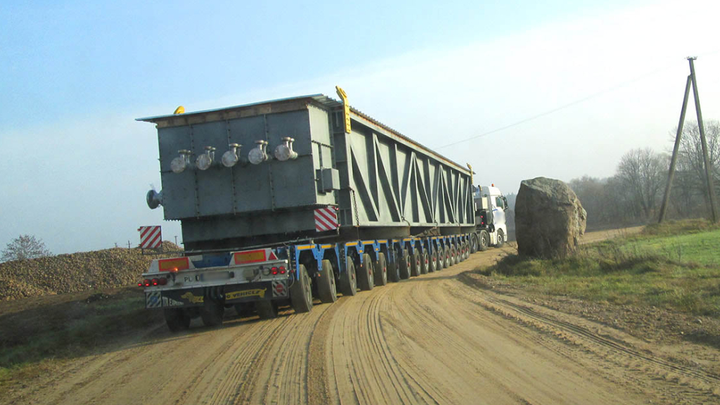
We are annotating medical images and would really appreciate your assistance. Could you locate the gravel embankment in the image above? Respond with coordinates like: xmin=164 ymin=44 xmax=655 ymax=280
xmin=0 ymin=242 xmax=180 ymax=301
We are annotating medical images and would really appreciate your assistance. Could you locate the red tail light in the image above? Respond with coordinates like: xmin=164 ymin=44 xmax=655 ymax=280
xmin=138 ymin=282 xmax=143 ymax=287
xmin=279 ymin=266 xmax=286 ymax=274
xmin=159 ymin=278 xmax=168 ymax=286
xmin=151 ymin=278 xmax=159 ymax=286
xmin=143 ymin=279 xmax=151 ymax=287
xmin=271 ymin=267 xmax=279 ymax=275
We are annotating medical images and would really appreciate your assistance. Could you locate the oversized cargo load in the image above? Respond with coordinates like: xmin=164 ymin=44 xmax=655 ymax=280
xmin=138 ymin=93 xmax=475 ymax=251
xmin=137 ymin=90 xmax=504 ymax=331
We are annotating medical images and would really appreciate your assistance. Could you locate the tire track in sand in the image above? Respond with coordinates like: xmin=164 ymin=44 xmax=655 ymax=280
xmin=327 ymin=283 xmax=425 ymax=404
xmin=452 ymin=275 xmax=720 ymax=403
xmin=10 ymin=232 xmax=720 ymax=405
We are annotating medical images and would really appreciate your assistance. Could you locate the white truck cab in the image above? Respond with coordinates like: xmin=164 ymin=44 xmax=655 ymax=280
xmin=473 ymin=185 xmax=508 ymax=247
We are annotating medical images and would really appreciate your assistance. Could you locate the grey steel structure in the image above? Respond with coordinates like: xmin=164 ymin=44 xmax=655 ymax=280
xmin=138 ymin=94 xmax=475 ymax=251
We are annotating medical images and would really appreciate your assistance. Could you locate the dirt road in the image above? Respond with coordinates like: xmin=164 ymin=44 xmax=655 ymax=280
xmin=10 ymin=231 xmax=720 ymax=404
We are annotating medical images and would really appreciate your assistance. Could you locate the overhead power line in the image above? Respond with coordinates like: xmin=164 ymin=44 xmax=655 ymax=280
xmin=435 ymin=61 xmax=680 ymax=149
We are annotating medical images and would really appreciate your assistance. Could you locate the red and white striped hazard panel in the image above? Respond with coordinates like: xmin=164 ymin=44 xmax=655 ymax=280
xmin=138 ymin=226 xmax=162 ymax=249
xmin=314 ymin=207 xmax=339 ymax=232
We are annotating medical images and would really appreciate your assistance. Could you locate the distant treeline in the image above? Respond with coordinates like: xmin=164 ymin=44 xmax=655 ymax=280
xmin=501 ymin=121 xmax=720 ymax=232
xmin=569 ymin=121 xmax=720 ymax=228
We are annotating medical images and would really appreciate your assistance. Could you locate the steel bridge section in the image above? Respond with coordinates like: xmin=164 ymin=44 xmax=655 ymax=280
xmin=335 ymin=114 xmax=474 ymax=231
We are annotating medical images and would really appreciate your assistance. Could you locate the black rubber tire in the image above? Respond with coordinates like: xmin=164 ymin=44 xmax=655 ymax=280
xmin=256 ymin=300 xmax=279 ymax=319
xmin=463 ymin=242 xmax=470 ymax=260
xmin=435 ymin=249 xmax=444 ymax=271
xmin=399 ymin=249 xmax=411 ymax=279
xmin=234 ymin=302 xmax=254 ymax=318
xmin=164 ymin=308 xmax=191 ymax=332
xmin=496 ymin=229 xmax=505 ymax=248
xmin=340 ymin=256 xmax=358 ymax=296
xmin=318 ymin=259 xmax=338 ymax=303
xmin=429 ymin=249 xmax=437 ymax=272
xmin=200 ymin=300 xmax=224 ymax=327
xmin=451 ymin=246 xmax=459 ymax=266
xmin=291 ymin=264 xmax=313 ymax=313
xmin=388 ymin=258 xmax=400 ymax=283
xmin=410 ymin=251 xmax=421 ymax=277
xmin=444 ymin=246 xmax=452 ymax=268
xmin=470 ymin=234 xmax=479 ymax=254
xmin=420 ymin=251 xmax=429 ymax=274
xmin=374 ymin=252 xmax=388 ymax=286
xmin=479 ymin=230 xmax=490 ymax=251
xmin=357 ymin=253 xmax=374 ymax=291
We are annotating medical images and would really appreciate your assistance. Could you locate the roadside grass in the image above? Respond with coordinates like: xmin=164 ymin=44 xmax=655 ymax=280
xmin=479 ymin=220 xmax=720 ymax=317
xmin=0 ymin=288 xmax=162 ymax=393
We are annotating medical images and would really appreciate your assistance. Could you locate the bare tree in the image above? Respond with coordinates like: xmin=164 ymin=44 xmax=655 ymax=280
xmin=1 ymin=235 xmax=53 ymax=262
xmin=616 ymin=148 xmax=666 ymax=220
xmin=569 ymin=176 xmax=613 ymax=226
xmin=676 ymin=120 xmax=720 ymax=203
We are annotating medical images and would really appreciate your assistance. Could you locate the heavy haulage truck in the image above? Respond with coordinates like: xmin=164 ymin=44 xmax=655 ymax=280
xmin=138 ymin=89 xmax=507 ymax=331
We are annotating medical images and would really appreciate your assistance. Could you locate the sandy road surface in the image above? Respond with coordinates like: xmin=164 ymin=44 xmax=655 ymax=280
xmin=10 ymin=230 xmax=720 ymax=405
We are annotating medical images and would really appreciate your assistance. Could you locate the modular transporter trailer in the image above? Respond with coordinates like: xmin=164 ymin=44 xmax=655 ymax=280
xmin=137 ymin=89 xmax=497 ymax=331
xmin=141 ymin=235 xmax=474 ymax=330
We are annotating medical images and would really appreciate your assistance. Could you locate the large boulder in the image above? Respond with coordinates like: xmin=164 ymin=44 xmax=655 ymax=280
xmin=515 ymin=177 xmax=587 ymax=259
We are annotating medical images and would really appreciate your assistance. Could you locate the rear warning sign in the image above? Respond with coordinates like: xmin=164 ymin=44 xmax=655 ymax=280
xmin=138 ymin=226 xmax=162 ymax=249
xmin=158 ymin=257 xmax=190 ymax=272
xmin=272 ymin=281 xmax=288 ymax=297
xmin=233 ymin=248 xmax=278 ymax=265
xmin=315 ymin=207 xmax=339 ymax=232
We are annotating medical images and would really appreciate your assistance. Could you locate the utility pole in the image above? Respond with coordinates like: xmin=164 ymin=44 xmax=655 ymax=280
xmin=658 ymin=57 xmax=718 ymax=223
xmin=688 ymin=57 xmax=718 ymax=223
xmin=658 ymin=75 xmax=692 ymax=223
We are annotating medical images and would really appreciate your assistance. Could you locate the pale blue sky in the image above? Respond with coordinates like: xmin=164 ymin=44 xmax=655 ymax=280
xmin=1 ymin=0 xmax=651 ymax=128
xmin=1 ymin=0 xmax=718 ymax=254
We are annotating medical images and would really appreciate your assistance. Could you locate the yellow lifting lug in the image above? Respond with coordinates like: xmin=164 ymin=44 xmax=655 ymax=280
xmin=335 ymin=86 xmax=351 ymax=134
xmin=173 ymin=106 xmax=185 ymax=115
xmin=467 ymin=163 xmax=475 ymax=186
